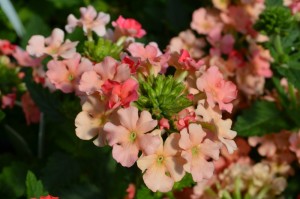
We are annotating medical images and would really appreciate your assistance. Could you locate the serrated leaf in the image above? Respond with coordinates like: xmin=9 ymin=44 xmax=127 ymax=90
xmin=173 ymin=173 xmax=194 ymax=191
xmin=26 ymin=170 xmax=48 ymax=199
xmin=234 ymin=101 xmax=289 ymax=137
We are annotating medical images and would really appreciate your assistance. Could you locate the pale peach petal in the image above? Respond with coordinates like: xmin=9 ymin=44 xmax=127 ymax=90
xmin=82 ymin=94 xmax=106 ymax=114
xmin=26 ymin=35 xmax=45 ymax=57
xmin=188 ymin=123 xmax=206 ymax=146
xmin=79 ymin=71 xmax=103 ymax=94
xmin=75 ymin=111 xmax=99 ymax=140
xmin=139 ymin=134 xmax=161 ymax=155
xmin=117 ymin=106 xmax=139 ymax=130
xmin=104 ymin=122 xmax=129 ymax=146
xmin=191 ymin=156 xmax=214 ymax=182
xmin=164 ymin=133 xmax=181 ymax=156
xmin=114 ymin=63 xmax=131 ymax=82
xmin=94 ymin=56 xmax=118 ymax=80
xmin=199 ymin=139 xmax=221 ymax=160
xmin=65 ymin=14 xmax=79 ymax=33
xmin=137 ymin=154 xmax=156 ymax=172
xmin=112 ymin=143 xmax=139 ymax=167
xmin=165 ymin=156 xmax=186 ymax=182
xmin=143 ymin=165 xmax=174 ymax=192
xmin=136 ymin=110 xmax=158 ymax=133
xmin=179 ymin=128 xmax=192 ymax=150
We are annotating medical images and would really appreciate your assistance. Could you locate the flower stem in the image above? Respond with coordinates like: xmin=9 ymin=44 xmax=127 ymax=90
xmin=38 ymin=113 xmax=45 ymax=159
xmin=275 ymin=34 xmax=284 ymax=56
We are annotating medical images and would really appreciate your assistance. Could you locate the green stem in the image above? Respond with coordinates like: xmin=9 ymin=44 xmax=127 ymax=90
xmin=275 ymin=34 xmax=284 ymax=55
xmin=175 ymin=70 xmax=188 ymax=83
xmin=256 ymin=186 xmax=270 ymax=199
xmin=4 ymin=124 xmax=32 ymax=156
xmin=221 ymin=190 xmax=233 ymax=199
xmin=38 ymin=113 xmax=45 ymax=159
xmin=288 ymin=83 xmax=297 ymax=108
xmin=116 ymin=36 xmax=127 ymax=46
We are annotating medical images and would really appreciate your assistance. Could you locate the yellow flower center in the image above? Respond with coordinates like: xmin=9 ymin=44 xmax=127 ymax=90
xmin=192 ymin=146 xmax=199 ymax=156
xmin=129 ymin=131 xmax=137 ymax=142
xmin=156 ymin=155 xmax=164 ymax=165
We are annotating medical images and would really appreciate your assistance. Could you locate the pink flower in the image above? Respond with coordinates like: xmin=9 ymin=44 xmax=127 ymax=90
xmin=175 ymin=107 xmax=197 ymax=131
xmin=196 ymin=66 xmax=237 ymax=113
xmin=124 ymin=184 xmax=136 ymax=199
xmin=112 ymin=15 xmax=146 ymax=39
xmin=103 ymin=78 xmax=139 ymax=109
xmin=27 ymin=28 xmax=78 ymax=59
xmin=46 ymin=54 xmax=93 ymax=94
xmin=12 ymin=47 xmax=41 ymax=67
xmin=250 ymin=44 xmax=273 ymax=78
xmin=179 ymin=123 xmax=221 ymax=182
xmin=104 ymin=106 xmax=159 ymax=167
xmin=137 ymin=133 xmax=186 ymax=192
xmin=75 ymin=94 xmax=111 ymax=147
xmin=168 ymin=29 xmax=205 ymax=59
xmin=159 ymin=118 xmax=170 ymax=130
xmin=289 ymin=131 xmax=300 ymax=162
xmin=169 ymin=49 xmax=204 ymax=72
xmin=249 ymin=131 xmax=295 ymax=163
xmin=191 ymin=8 xmax=223 ymax=35
xmin=1 ymin=93 xmax=16 ymax=109
xmin=196 ymin=100 xmax=237 ymax=154
xmin=21 ymin=92 xmax=40 ymax=125
xmin=207 ymin=27 xmax=235 ymax=56
xmin=79 ymin=56 xmax=131 ymax=94
xmin=127 ymin=42 xmax=169 ymax=75
xmin=65 ymin=6 xmax=110 ymax=36
xmin=0 ymin=40 xmax=16 ymax=55
xmin=220 ymin=6 xmax=254 ymax=34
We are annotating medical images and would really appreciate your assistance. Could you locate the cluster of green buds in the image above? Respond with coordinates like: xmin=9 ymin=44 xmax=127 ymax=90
xmin=83 ymin=38 xmax=123 ymax=62
xmin=135 ymin=74 xmax=192 ymax=121
xmin=254 ymin=6 xmax=294 ymax=36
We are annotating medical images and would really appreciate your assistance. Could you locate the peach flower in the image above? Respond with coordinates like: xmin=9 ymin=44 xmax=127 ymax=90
xmin=196 ymin=66 xmax=237 ymax=113
xmin=104 ymin=106 xmax=159 ymax=167
xmin=65 ymin=5 xmax=110 ymax=36
xmin=27 ymin=28 xmax=78 ymax=59
xmin=179 ymin=123 xmax=221 ymax=182
xmin=137 ymin=133 xmax=185 ymax=192
xmin=289 ymin=131 xmax=300 ymax=163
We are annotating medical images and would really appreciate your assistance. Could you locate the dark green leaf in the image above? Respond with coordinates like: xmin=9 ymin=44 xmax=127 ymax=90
xmin=276 ymin=62 xmax=300 ymax=89
xmin=26 ymin=170 xmax=48 ymax=199
xmin=0 ymin=163 xmax=27 ymax=198
xmin=234 ymin=101 xmax=289 ymax=136
xmin=173 ymin=173 xmax=194 ymax=191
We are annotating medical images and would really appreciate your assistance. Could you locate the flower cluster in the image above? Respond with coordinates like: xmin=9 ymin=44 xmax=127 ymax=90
xmin=168 ymin=0 xmax=273 ymax=101
xmin=0 ymin=39 xmax=40 ymax=125
xmin=26 ymin=5 xmax=238 ymax=192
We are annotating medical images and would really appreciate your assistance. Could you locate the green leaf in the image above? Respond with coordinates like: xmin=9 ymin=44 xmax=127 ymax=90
xmin=173 ymin=173 xmax=195 ymax=191
xmin=0 ymin=163 xmax=27 ymax=198
xmin=276 ymin=61 xmax=300 ymax=90
xmin=41 ymin=153 xmax=80 ymax=192
xmin=234 ymin=101 xmax=289 ymax=137
xmin=136 ymin=185 xmax=159 ymax=199
xmin=26 ymin=170 xmax=48 ymax=199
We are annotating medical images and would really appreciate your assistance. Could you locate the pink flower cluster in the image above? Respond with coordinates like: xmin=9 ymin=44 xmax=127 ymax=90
xmin=168 ymin=0 xmax=273 ymax=100
xmin=25 ymin=5 xmax=239 ymax=192
xmin=0 ymin=39 xmax=41 ymax=125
